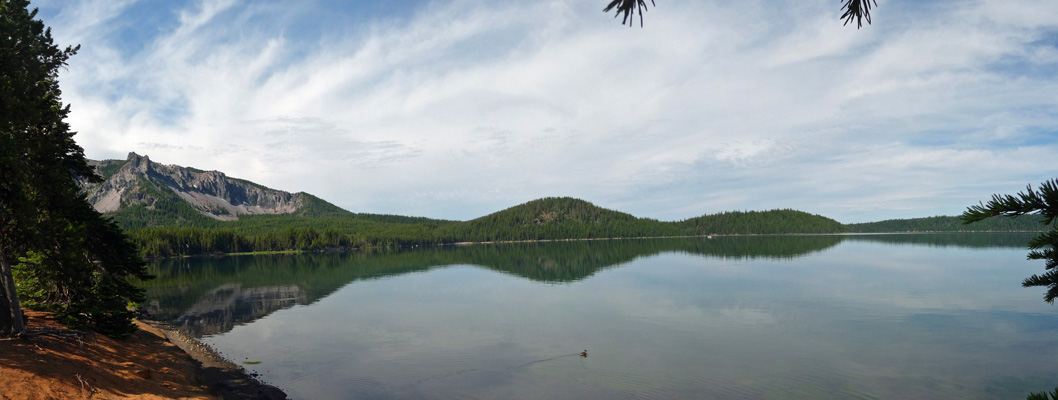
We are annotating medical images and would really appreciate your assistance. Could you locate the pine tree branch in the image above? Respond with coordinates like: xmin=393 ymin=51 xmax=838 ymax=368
xmin=841 ymin=0 xmax=877 ymax=29
xmin=604 ymin=0 xmax=655 ymax=27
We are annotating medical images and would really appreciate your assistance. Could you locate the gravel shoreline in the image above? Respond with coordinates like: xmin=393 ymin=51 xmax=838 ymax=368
xmin=140 ymin=319 xmax=289 ymax=400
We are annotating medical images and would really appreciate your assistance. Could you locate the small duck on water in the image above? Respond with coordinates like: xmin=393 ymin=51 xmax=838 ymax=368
xmin=580 ymin=350 xmax=587 ymax=357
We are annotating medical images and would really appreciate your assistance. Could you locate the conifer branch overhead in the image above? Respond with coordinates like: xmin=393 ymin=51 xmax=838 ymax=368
xmin=841 ymin=0 xmax=877 ymax=29
xmin=604 ymin=0 xmax=654 ymax=27
xmin=962 ymin=180 xmax=1058 ymax=225
xmin=602 ymin=1 xmax=882 ymax=29
xmin=964 ymin=178 xmax=1058 ymax=304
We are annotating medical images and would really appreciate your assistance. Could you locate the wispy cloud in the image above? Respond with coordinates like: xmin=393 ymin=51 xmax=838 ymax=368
xmin=36 ymin=0 xmax=1058 ymax=222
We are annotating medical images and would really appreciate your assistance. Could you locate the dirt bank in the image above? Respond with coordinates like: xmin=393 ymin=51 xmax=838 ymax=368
xmin=0 ymin=311 xmax=286 ymax=400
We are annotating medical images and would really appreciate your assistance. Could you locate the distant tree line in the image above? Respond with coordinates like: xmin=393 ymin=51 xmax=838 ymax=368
xmin=118 ymin=198 xmax=854 ymax=257
xmin=849 ymin=215 xmax=1047 ymax=233
xmin=107 ymin=194 xmax=1058 ymax=258
xmin=114 ymin=197 xmax=1054 ymax=258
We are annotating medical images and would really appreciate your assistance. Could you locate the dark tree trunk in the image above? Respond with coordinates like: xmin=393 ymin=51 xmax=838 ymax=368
xmin=0 ymin=251 xmax=25 ymax=337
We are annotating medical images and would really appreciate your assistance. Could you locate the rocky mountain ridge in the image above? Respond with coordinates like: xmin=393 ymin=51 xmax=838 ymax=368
xmin=83 ymin=152 xmax=311 ymax=221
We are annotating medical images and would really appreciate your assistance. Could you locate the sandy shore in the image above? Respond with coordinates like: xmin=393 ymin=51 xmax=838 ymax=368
xmin=0 ymin=311 xmax=287 ymax=400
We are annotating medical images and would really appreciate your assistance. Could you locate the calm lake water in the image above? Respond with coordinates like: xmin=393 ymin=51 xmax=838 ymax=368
xmin=142 ymin=234 xmax=1058 ymax=399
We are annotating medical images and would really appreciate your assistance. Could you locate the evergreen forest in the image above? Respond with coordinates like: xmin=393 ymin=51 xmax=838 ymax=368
xmin=848 ymin=215 xmax=1048 ymax=233
xmin=122 ymin=197 xmax=854 ymax=257
xmin=107 ymin=195 xmax=1044 ymax=258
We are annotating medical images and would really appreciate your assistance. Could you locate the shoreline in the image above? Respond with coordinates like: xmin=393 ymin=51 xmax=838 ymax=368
xmin=140 ymin=318 xmax=288 ymax=400
xmin=0 ymin=310 xmax=288 ymax=400
xmin=145 ymin=230 xmax=1042 ymax=258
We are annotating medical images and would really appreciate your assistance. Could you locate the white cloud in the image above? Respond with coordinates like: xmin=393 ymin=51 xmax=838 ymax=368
xmin=37 ymin=0 xmax=1058 ymax=222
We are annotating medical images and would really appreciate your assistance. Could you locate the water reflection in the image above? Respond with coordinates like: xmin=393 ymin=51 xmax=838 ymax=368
xmin=201 ymin=233 xmax=1056 ymax=400
xmin=177 ymin=284 xmax=305 ymax=337
xmin=840 ymin=232 xmax=1036 ymax=248
xmin=141 ymin=233 xmax=1033 ymax=337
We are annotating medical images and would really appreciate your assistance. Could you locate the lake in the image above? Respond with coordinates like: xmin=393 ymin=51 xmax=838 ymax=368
xmin=141 ymin=234 xmax=1058 ymax=399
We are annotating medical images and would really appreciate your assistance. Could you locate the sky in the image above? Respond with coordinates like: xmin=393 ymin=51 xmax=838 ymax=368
xmin=31 ymin=0 xmax=1058 ymax=223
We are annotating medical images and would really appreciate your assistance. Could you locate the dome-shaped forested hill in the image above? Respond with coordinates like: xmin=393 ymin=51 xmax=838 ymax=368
xmin=678 ymin=209 xmax=847 ymax=235
xmin=437 ymin=197 xmax=682 ymax=242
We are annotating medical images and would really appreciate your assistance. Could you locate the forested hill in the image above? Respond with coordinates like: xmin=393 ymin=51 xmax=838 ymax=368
xmin=124 ymin=196 xmax=852 ymax=257
xmin=847 ymin=215 xmax=1048 ymax=233
xmin=436 ymin=198 xmax=851 ymax=242
xmin=438 ymin=197 xmax=678 ymax=241
xmin=678 ymin=209 xmax=846 ymax=235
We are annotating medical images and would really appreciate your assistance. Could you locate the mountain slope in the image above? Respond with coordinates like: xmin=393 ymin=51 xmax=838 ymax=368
xmin=83 ymin=153 xmax=345 ymax=226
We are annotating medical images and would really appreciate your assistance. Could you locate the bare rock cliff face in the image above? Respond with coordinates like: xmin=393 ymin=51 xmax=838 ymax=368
xmin=84 ymin=152 xmax=307 ymax=220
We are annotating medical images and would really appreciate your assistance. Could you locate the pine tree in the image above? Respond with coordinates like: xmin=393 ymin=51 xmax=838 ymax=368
xmin=1 ymin=0 xmax=150 ymax=338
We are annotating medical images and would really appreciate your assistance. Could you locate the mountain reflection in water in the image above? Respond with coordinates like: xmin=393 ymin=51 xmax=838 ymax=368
xmin=170 ymin=283 xmax=305 ymax=337
xmin=140 ymin=233 xmax=1033 ymax=337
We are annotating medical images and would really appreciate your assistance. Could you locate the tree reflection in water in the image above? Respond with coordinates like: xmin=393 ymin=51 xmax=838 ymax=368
xmin=140 ymin=233 xmax=1031 ymax=337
